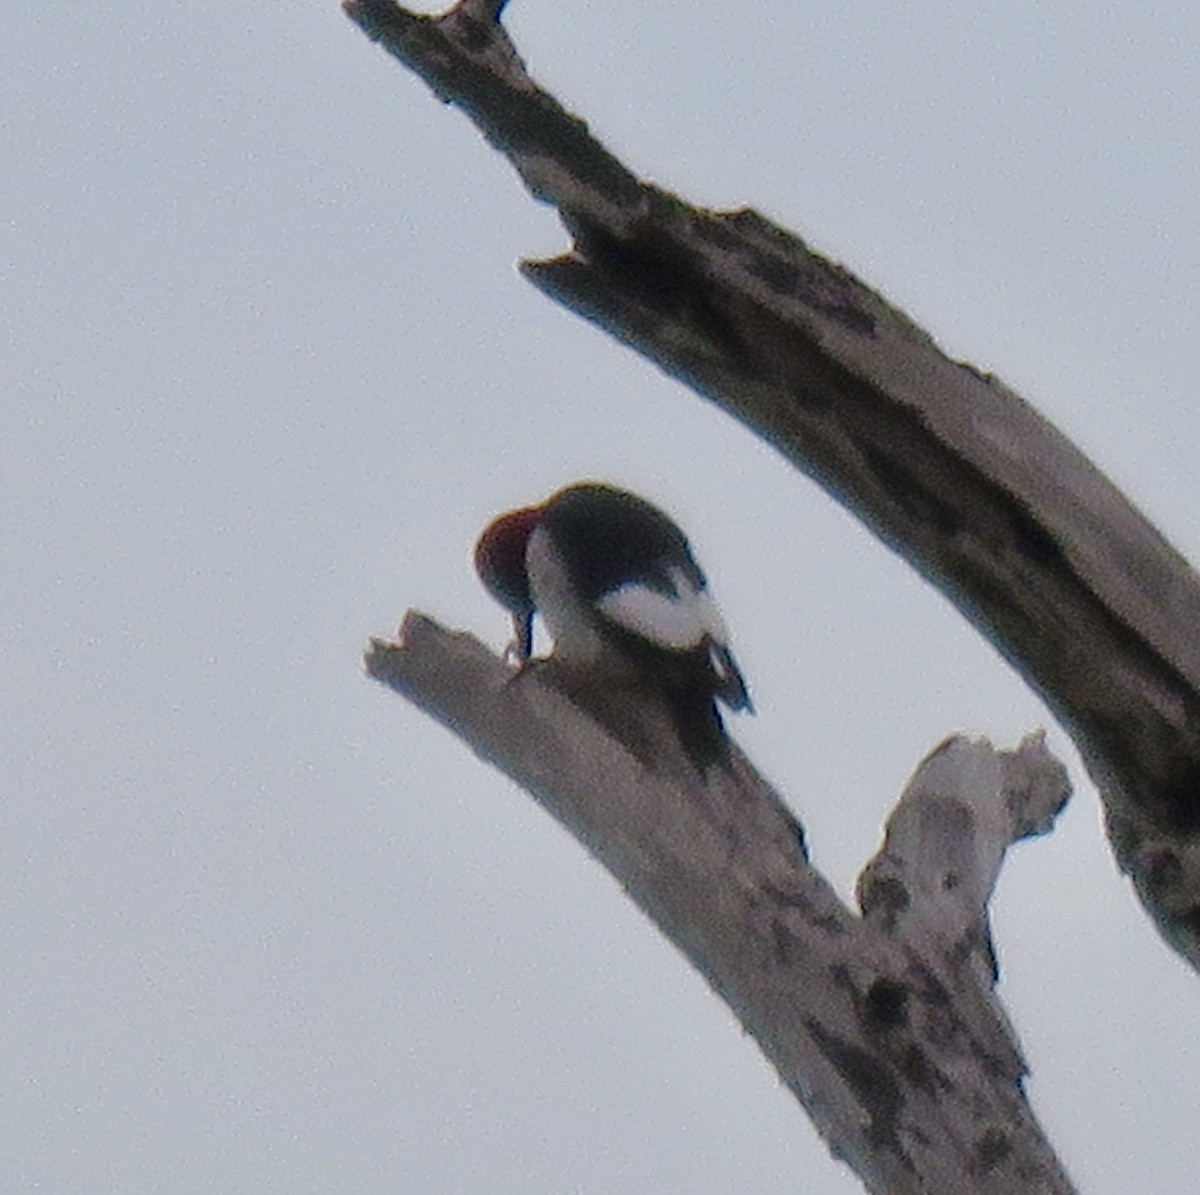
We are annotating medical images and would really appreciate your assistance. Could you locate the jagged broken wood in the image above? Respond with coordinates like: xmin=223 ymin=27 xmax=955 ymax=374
xmin=345 ymin=0 xmax=1200 ymax=969
xmin=366 ymin=614 xmax=1074 ymax=1195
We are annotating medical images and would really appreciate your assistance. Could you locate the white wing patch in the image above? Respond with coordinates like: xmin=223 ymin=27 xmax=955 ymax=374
xmin=598 ymin=565 xmax=729 ymax=650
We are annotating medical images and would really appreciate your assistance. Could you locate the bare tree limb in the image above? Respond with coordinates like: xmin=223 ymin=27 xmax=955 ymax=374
xmin=860 ymin=730 xmax=1067 ymax=987
xmin=366 ymin=614 xmax=1074 ymax=1194
xmin=346 ymin=0 xmax=1200 ymax=967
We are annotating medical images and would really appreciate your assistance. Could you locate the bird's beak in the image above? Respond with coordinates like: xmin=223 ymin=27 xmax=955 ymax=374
xmin=506 ymin=609 xmax=534 ymax=666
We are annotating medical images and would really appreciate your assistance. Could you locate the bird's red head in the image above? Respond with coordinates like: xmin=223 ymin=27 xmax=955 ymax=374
xmin=474 ymin=504 xmax=544 ymax=662
xmin=474 ymin=505 xmax=542 ymax=614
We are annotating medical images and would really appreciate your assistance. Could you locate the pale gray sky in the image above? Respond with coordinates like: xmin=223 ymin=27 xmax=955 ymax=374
xmin=6 ymin=2 xmax=1200 ymax=1192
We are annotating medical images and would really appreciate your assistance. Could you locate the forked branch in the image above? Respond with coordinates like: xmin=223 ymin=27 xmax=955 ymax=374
xmin=367 ymin=614 xmax=1074 ymax=1195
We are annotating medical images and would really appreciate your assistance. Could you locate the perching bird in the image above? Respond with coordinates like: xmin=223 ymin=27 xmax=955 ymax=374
xmin=474 ymin=482 xmax=752 ymax=769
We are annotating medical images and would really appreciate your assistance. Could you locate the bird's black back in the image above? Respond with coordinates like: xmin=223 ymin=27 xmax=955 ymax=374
xmin=539 ymin=484 xmax=708 ymax=602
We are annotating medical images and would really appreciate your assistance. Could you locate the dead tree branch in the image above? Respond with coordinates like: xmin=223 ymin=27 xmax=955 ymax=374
xmin=367 ymin=615 xmax=1074 ymax=1195
xmin=346 ymin=0 xmax=1200 ymax=967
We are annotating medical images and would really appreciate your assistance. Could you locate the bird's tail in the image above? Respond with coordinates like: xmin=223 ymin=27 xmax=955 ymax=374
xmin=708 ymin=641 xmax=753 ymax=713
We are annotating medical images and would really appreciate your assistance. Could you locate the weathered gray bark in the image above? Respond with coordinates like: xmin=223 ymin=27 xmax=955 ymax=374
xmin=367 ymin=616 xmax=1074 ymax=1194
xmin=345 ymin=0 xmax=1200 ymax=969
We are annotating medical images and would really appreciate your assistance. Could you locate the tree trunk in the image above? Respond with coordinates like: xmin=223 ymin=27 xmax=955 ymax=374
xmin=346 ymin=0 xmax=1200 ymax=1187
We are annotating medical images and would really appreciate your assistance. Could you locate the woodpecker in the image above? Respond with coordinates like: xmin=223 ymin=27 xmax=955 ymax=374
xmin=474 ymin=482 xmax=752 ymax=768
